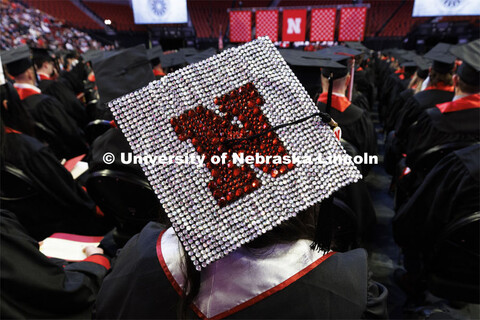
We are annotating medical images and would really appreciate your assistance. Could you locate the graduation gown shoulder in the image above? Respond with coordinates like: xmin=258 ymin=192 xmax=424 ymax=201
xmin=96 ymin=223 xmax=388 ymax=319
xmin=384 ymin=88 xmax=414 ymax=134
xmin=404 ymin=104 xmax=480 ymax=160
xmin=22 ymin=93 xmax=88 ymax=159
xmin=395 ymin=89 xmax=455 ymax=139
xmin=2 ymin=132 xmax=98 ymax=240
xmin=393 ymin=144 xmax=480 ymax=250
xmin=0 ymin=210 xmax=111 ymax=319
xmin=38 ymin=79 xmax=88 ymax=128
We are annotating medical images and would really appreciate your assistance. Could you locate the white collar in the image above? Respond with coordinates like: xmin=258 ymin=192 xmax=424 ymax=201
xmin=13 ymin=82 xmax=41 ymax=93
xmin=452 ymin=93 xmax=469 ymax=101
xmin=160 ymin=227 xmax=333 ymax=319
xmin=332 ymin=92 xmax=346 ymax=97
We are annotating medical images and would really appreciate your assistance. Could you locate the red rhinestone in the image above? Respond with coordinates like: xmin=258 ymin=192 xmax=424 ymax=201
xmin=241 ymin=164 xmax=248 ymax=172
xmin=208 ymin=181 xmax=216 ymax=190
xmin=247 ymin=172 xmax=255 ymax=180
xmin=247 ymin=100 xmax=255 ymax=108
xmin=211 ymin=168 xmax=220 ymax=178
xmin=278 ymin=146 xmax=286 ymax=153
xmin=235 ymin=188 xmax=244 ymax=197
xmin=205 ymin=110 xmax=214 ymax=118
xmin=174 ymin=125 xmax=183 ymax=134
xmin=271 ymin=169 xmax=279 ymax=178
xmin=211 ymin=137 xmax=220 ymax=145
xmin=226 ymin=192 xmax=234 ymax=202
xmin=191 ymin=137 xmax=200 ymax=146
xmin=227 ymin=161 xmax=234 ymax=169
xmin=244 ymin=185 xmax=252 ymax=193
xmin=216 ymin=178 xmax=223 ymax=185
xmin=214 ymin=97 xmax=221 ymax=105
xmin=196 ymin=106 xmax=204 ymax=113
xmin=253 ymin=107 xmax=260 ymax=115
xmin=188 ymin=110 xmax=195 ymax=117
xmin=254 ymin=163 xmax=262 ymax=168
xmin=256 ymin=97 xmax=263 ymax=105
xmin=238 ymin=114 xmax=247 ymax=122
xmin=218 ymin=198 xmax=226 ymax=207
xmin=178 ymin=134 xmax=187 ymax=141
xmin=179 ymin=114 xmax=187 ymax=122
xmin=196 ymin=146 xmax=204 ymax=154
xmin=262 ymin=165 xmax=270 ymax=173
xmin=170 ymin=118 xmax=177 ymax=126
xmin=206 ymin=162 xmax=214 ymax=169
xmin=260 ymin=144 xmax=266 ymax=150
xmin=246 ymin=83 xmax=253 ymax=90
xmin=213 ymin=190 xmax=223 ymax=199
xmin=267 ymin=132 xmax=274 ymax=138
xmin=262 ymin=123 xmax=268 ymax=130
xmin=272 ymin=138 xmax=279 ymax=145
xmin=251 ymin=179 xmax=261 ymax=188
xmin=287 ymin=163 xmax=295 ymax=170
xmin=233 ymin=168 xmax=241 ymax=177
xmin=244 ymin=122 xmax=253 ymax=130
xmin=259 ymin=115 xmax=266 ymax=123
xmin=232 ymin=108 xmax=240 ymax=116
xmin=219 ymin=105 xmax=226 ymax=112
xmin=279 ymin=165 xmax=287 ymax=174
xmin=249 ymin=90 xmax=256 ymax=98
xmin=217 ymin=145 xmax=226 ymax=153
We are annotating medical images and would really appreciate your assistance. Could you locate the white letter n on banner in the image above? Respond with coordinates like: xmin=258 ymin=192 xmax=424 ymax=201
xmin=286 ymin=18 xmax=301 ymax=34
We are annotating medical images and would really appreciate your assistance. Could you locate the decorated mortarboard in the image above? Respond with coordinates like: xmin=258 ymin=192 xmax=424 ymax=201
xmin=185 ymin=48 xmax=217 ymax=65
xmin=147 ymin=46 xmax=164 ymax=66
xmin=107 ymin=37 xmax=362 ymax=270
xmin=0 ymin=46 xmax=32 ymax=77
xmin=450 ymin=39 xmax=480 ymax=86
xmin=93 ymin=44 xmax=155 ymax=105
xmin=160 ymin=51 xmax=186 ymax=68
xmin=424 ymin=43 xmax=456 ymax=73
xmin=344 ymin=42 xmax=369 ymax=53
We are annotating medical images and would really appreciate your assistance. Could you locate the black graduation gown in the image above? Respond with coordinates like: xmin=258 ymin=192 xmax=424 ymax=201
xmin=95 ymin=222 xmax=388 ymax=319
xmin=22 ymin=92 xmax=88 ymax=159
xmin=393 ymin=144 xmax=480 ymax=251
xmin=317 ymin=96 xmax=377 ymax=172
xmin=0 ymin=210 xmax=111 ymax=319
xmin=394 ymin=88 xmax=455 ymax=141
xmin=2 ymin=132 xmax=105 ymax=240
xmin=384 ymin=88 xmax=414 ymax=134
xmin=89 ymin=128 xmax=145 ymax=177
xmin=38 ymin=79 xmax=88 ymax=129
xmin=404 ymin=103 xmax=480 ymax=162
xmin=354 ymin=69 xmax=375 ymax=109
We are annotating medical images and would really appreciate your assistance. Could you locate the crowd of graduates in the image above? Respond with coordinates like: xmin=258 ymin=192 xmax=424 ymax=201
xmin=0 ymin=22 xmax=479 ymax=318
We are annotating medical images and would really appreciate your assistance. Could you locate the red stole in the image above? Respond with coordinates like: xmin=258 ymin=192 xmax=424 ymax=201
xmin=38 ymin=73 xmax=53 ymax=81
xmin=4 ymin=126 xmax=22 ymax=134
xmin=424 ymin=83 xmax=455 ymax=92
xmin=153 ymin=69 xmax=165 ymax=77
xmin=436 ymin=94 xmax=480 ymax=113
xmin=15 ymin=86 xmax=41 ymax=100
xmin=318 ymin=93 xmax=351 ymax=112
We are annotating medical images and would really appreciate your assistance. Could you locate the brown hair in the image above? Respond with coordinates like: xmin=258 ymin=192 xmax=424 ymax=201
xmin=458 ymin=77 xmax=480 ymax=94
xmin=429 ymin=69 xmax=453 ymax=86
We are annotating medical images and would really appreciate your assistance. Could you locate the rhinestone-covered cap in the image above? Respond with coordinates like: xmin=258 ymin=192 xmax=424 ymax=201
xmin=108 ymin=37 xmax=362 ymax=270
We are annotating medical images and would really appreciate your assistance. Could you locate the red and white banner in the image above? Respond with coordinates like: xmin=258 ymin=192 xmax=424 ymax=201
xmin=338 ymin=7 xmax=367 ymax=42
xmin=229 ymin=11 xmax=252 ymax=43
xmin=282 ymin=9 xmax=307 ymax=42
xmin=256 ymin=10 xmax=279 ymax=42
xmin=310 ymin=8 xmax=336 ymax=42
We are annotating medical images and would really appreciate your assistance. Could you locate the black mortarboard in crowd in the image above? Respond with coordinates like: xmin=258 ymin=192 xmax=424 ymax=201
xmin=344 ymin=42 xmax=369 ymax=53
xmin=450 ymin=39 xmax=480 ymax=87
xmin=93 ymin=44 xmax=155 ymax=105
xmin=412 ymin=55 xmax=431 ymax=79
xmin=424 ymin=43 xmax=456 ymax=73
xmin=179 ymin=47 xmax=198 ymax=57
xmin=0 ymin=46 xmax=32 ymax=77
xmin=31 ymin=47 xmax=54 ymax=68
xmin=185 ymin=47 xmax=217 ymax=64
xmin=160 ymin=51 xmax=186 ymax=68
xmin=319 ymin=45 xmax=362 ymax=57
xmin=147 ymin=45 xmax=163 ymax=67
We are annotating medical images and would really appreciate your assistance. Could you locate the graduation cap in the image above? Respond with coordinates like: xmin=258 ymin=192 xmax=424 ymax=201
xmin=319 ymin=45 xmax=362 ymax=57
xmin=412 ymin=55 xmax=431 ymax=79
xmin=0 ymin=46 xmax=32 ymax=77
xmin=450 ymin=39 xmax=480 ymax=87
xmin=344 ymin=42 xmax=369 ymax=53
xmin=147 ymin=46 xmax=163 ymax=67
xmin=179 ymin=47 xmax=199 ymax=57
xmin=160 ymin=51 xmax=186 ymax=68
xmin=184 ymin=48 xmax=217 ymax=64
xmin=424 ymin=43 xmax=456 ymax=73
xmin=81 ymin=50 xmax=107 ymax=64
xmin=31 ymin=47 xmax=55 ymax=68
xmin=106 ymin=37 xmax=361 ymax=272
xmin=93 ymin=44 xmax=155 ymax=105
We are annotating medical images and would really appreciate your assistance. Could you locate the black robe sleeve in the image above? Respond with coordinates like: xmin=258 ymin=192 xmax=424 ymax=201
xmin=25 ymin=94 xmax=88 ymax=159
xmin=39 ymin=80 xmax=88 ymax=129
xmin=384 ymin=88 xmax=414 ymax=134
xmin=0 ymin=210 xmax=110 ymax=319
xmin=393 ymin=145 xmax=480 ymax=250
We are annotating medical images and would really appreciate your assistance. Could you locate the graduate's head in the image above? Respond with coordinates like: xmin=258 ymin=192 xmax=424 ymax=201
xmin=32 ymin=48 xmax=55 ymax=76
xmin=0 ymin=82 xmax=36 ymax=136
xmin=450 ymin=39 xmax=480 ymax=95
xmin=319 ymin=53 xmax=352 ymax=95
xmin=424 ymin=43 xmax=456 ymax=86
xmin=1 ymin=46 xmax=33 ymax=79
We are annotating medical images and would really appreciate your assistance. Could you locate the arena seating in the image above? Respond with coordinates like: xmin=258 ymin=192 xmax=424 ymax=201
xmin=22 ymin=0 xmax=101 ymax=30
xmin=83 ymin=0 xmax=147 ymax=32
xmin=378 ymin=0 xmax=430 ymax=37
